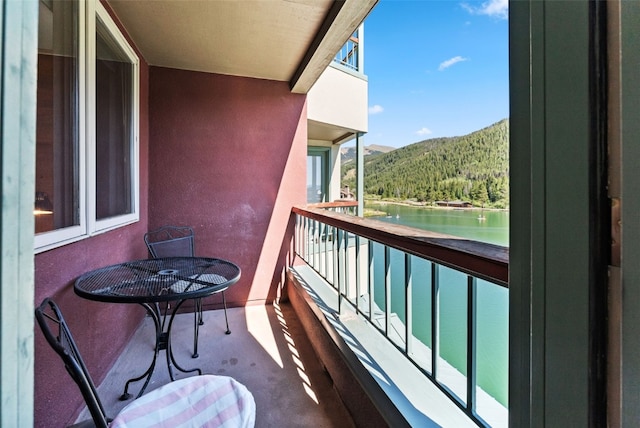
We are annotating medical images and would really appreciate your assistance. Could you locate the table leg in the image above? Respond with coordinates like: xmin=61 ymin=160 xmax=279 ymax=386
xmin=166 ymin=299 xmax=202 ymax=378
xmin=119 ymin=303 xmax=161 ymax=400
xmin=193 ymin=298 xmax=202 ymax=358
xmin=119 ymin=300 xmax=201 ymax=400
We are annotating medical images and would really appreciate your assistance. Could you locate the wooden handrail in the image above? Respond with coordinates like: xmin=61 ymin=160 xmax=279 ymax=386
xmin=293 ymin=205 xmax=509 ymax=287
xmin=308 ymin=201 xmax=358 ymax=209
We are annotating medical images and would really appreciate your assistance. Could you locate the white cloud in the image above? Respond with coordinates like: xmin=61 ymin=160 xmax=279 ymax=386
xmin=368 ymin=104 xmax=384 ymax=115
xmin=416 ymin=127 xmax=432 ymax=136
xmin=438 ymin=56 xmax=469 ymax=71
xmin=461 ymin=0 xmax=508 ymax=20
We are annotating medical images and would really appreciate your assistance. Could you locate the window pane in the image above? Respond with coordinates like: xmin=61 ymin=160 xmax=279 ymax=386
xmin=95 ymin=18 xmax=133 ymax=220
xmin=307 ymin=152 xmax=326 ymax=203
xmin=35 ymin=0 xmax=79 ymax=234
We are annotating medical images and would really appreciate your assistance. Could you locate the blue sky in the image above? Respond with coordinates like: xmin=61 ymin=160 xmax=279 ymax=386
xmin=360 ymin=0 xmax=509 ymax=148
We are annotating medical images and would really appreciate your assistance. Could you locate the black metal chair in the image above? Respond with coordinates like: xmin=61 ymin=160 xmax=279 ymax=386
xmin=35 ymin=298 xmax=255 ymax=428
xmin=144 ymin=225 xmax=230 ymax=358
xmin=36 ymin=298 xmax=109 ymax=427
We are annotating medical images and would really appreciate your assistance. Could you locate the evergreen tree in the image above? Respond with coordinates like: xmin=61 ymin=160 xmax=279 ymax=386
xmin=341 ymin=119 xmax=509 ymax=208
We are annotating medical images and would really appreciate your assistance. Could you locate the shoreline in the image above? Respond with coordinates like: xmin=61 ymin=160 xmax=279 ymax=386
xmin=365 ymin=198 xmax=509 ymax=212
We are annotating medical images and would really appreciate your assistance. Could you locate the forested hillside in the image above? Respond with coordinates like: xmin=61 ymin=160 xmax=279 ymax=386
xmin=341 ymin=119 xmax=509 ymax=208
xmin=340 ymin=144 xmax=395 ymax=164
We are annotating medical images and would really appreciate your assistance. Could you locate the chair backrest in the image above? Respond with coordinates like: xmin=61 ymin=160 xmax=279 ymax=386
xmin=35 ymin=298 xmax=110 ymax=428
xmin=144 ymin=225 xmax=194 ymax=258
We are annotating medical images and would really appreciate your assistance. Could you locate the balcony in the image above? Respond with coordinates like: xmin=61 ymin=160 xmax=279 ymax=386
xmin=333 ymin=32 xmax=360 ymax=72
xmin=307 ymin=26 xmax=368 ymax=146
xmin=10 ymin=0 xmax=630 ymax=426
xmin=61 ymin=204 xmax=507 ymax=427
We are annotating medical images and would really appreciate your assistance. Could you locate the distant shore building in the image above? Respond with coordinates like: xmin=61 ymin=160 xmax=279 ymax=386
xmin=340 ymin=185 xmax=355 ymax=200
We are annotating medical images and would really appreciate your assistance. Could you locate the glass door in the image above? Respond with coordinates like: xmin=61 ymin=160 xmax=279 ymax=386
xmin=307 ymin=148 xmax=329 ymax=203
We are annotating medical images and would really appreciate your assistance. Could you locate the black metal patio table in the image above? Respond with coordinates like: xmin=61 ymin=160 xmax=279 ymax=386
xmin=74 ymin=256 xmax=241 ymax=400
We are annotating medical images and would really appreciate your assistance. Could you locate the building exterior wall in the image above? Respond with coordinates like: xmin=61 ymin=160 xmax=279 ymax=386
xmin=307 ymin=65 xmax=368 ymax=134
xmin=148 ymin=67 xmax=307 ymax=307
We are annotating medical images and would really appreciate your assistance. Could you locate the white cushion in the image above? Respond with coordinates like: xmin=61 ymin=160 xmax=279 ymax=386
xmin=110 ymin=375 xmax=255 ymax=428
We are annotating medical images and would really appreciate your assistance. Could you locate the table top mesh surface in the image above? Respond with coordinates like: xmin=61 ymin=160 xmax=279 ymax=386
xmin=74 ymin=257 xmax=240 ymax=303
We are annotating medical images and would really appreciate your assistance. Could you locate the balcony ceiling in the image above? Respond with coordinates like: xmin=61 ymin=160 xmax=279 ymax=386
xmin=308 ymin=119 xmax=357 ymax=144
xmin=107 ymin=0 xmax=377 ymax=94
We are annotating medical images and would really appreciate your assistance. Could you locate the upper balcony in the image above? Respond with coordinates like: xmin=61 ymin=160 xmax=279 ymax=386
xmin=307 ymin=26 xmax=368 ymax=146
xmin=333 ymin=32 xmax=361 ymax=73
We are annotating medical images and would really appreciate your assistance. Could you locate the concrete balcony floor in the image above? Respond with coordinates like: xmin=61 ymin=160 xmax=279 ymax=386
xmin=78 ymin=302 xmax=355 ymax=427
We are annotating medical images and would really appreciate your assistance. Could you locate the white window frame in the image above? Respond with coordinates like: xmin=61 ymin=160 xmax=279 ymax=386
xmin=35 ymin=0 xmax=139 ymax=253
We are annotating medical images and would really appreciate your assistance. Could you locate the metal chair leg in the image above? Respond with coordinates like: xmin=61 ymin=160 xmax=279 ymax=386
xmin=194 ymin=294 xmax=230 ymax=357
xmin=198 ymin=298 xmax=204 ymax=326
xmin=192 ymin=298 xmax=206 ymax=358
xmin=192 ymin=299 xmax=200 ymax=358
xmin=222 ymin=291 xmax=231 ymax=335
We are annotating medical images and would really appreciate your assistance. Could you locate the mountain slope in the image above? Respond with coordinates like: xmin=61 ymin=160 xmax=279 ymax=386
xmin=340 ymin=144 xmax=395 ymax=164
xmin=342 ymin=119 xmax=509 ymax=208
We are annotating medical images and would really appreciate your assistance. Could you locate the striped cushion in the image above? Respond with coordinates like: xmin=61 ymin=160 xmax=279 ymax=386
xmin=110 ymin=375 xmax=255 ymax=428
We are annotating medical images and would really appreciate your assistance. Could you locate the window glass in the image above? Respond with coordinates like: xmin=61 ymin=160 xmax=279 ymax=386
xmin=35 ymin=0 xmax=79 ymax=233
xmin=95 ymin=17 xmax=133 ymax=220
xmin=34 ymin=0 xmax=139 ymax=252
xmin=307 ymin=150 xmax=328 ymax=203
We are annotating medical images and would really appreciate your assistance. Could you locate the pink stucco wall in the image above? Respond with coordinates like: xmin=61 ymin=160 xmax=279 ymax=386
xmin=148 ymin=67 xmax=307 ymax=308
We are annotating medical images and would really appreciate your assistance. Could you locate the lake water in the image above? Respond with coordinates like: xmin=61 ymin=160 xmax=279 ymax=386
xmin=366 ymin=202 xmax=509 ymax=246
xmin=365 ymin=202 xmax=509 ymax=410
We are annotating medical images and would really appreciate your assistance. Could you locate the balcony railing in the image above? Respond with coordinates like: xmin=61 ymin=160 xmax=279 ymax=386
xmin=333 ymin=32 xmax=360 ymax=72
xmin=308 ymin=200 xmax=358 ymax=215
xmin=292 ymin=205 xmax=509 ymax=427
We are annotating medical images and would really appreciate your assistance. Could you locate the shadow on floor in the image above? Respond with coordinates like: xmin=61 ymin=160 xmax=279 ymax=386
xmin=78 ymin=302 xmax=355 ymax=427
